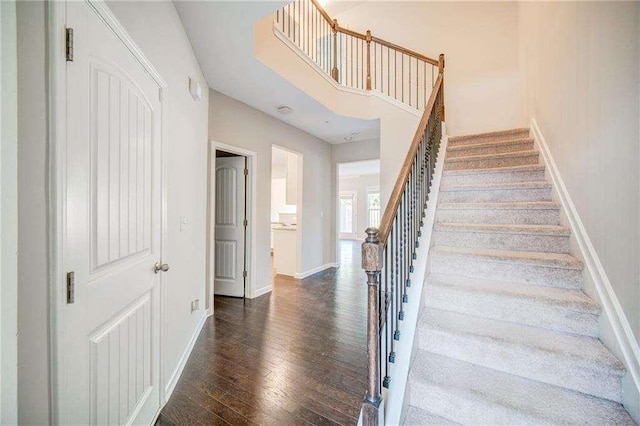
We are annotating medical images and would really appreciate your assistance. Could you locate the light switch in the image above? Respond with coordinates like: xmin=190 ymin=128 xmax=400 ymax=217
xmin=180 ymin=216 xmax=187 ymax=231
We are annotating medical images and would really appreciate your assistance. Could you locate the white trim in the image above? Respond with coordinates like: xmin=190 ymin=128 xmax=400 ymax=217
xmin=162 ymin=312 xmax=207 ymax=401
xmin=254 ymin=285 xmax=273 ymax=298
xmin=48 ymin=1 xmax=169 ymax=422
xmin=293 ymin=263 xmax=339 ymax=279
xmin=210 ymin=140 xmax=258 ymax=299
xmin=272 ymin=23 xmax=421 ymax=119
xmin=530 ymin=118 xmax=640 ymax=408
xmin=385 ymin=124 xmax=448 ymax=426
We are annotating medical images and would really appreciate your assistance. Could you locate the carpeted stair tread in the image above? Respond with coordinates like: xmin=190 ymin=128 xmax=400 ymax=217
xmin=435 ymin=222 xmax=570 ymax=236
xmin=447 ymin=137 xmax=534 ymax=152
xmin=443 ymin=163 xmax=545 ymax=176
xmin=430 ymin=246 xmax=583 ymax=270
xmin=427 ymin=273 xmax=600 ymax=314
xmin=437 ymin=201 xmax=559 ymax=210
xmin=419 ymin=309 xmax=625 ymax=401
xmin=404 ymin=406 xmax=461 ymax=425
xmin=408 ymin=351 xmax=635 ymax=425
xmin=448 ymin=128 xmax=530 ymax=145
xmin=444 ymin=149 xmax=539 ymax=164
xmin=440 ymin=181 xmax=551 ymax=192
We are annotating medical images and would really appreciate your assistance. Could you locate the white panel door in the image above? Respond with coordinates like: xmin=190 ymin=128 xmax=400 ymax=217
xmin=214 ymin=157 xmax=246 ymax=297
xmin=60 ymin=2 xmax=163 ymax=424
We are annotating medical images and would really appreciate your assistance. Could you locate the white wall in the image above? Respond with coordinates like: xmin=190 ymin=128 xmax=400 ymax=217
xmin=339 ymin=174 xmax=380 ymax=240
xmin=1 ymin=0 xmax=18 ymax=423
xmin=209 ymin=89 xmax=334 ymax=288
xmin=519 ymin=2 xmax=639 ymax=421
xmin=16 ymin=1 xmax=210 ymax=422
xmin=16 ymin=2 xmax=50 ymax=422
xmin=332 ymin=2 xmax=524 ymax=136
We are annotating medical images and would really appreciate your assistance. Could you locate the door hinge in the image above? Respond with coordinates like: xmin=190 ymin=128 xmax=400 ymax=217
xmin=243 ymin=270 xmax=247 ymax=278
xmin=65 ymin=27 xmax=74 ymax=62
xmin=66 ymin=271 xmax=75 ymax=304
xmin=243 ymin=219 xmax=248 ymax=227
xmin=244 ymin=168 xmax=248 ymax=176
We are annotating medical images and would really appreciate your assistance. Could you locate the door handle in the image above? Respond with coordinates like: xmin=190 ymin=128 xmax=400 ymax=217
xmin=154 ymin=262 xmax=170 ymax=274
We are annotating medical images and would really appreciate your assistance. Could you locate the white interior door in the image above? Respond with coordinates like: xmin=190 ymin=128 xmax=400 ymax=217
xmin=214 ymin=156 xmax=246 ymax=297
xmin=60 ymin=2 xmax=163 ymax=424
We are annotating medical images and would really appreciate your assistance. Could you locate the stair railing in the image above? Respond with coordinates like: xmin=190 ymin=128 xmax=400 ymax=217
xmin=275 ymin=0 xmax=440 ymax=110
xmin=361 ymin=65 xmax=444 ymax=425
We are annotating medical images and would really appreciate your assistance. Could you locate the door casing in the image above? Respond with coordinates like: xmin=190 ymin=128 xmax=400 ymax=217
xmin=47 ymin=1 xmax=169 ymax=422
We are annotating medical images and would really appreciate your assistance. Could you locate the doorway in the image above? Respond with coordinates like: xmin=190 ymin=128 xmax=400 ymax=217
xmin=207 ymin=142 xmax=256 ymax=307
xmin=213 ymin=150 xmax=247 ymax=298
xmin=270 ymin=145 xmax=302 ymax=277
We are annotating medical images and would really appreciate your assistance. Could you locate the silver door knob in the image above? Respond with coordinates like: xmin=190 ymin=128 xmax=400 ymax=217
xmin=154 ymin=262 xmax=170 ymax=274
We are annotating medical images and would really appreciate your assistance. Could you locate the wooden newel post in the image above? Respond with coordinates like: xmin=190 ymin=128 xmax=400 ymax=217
xmin=366 ymin=30 xmax=372 ymax=91
xmin=331 ymin=19 xmax=339 ymax=82
xmin=361 ymin=227 xmax=382 ymax=425
xmin=438 ymin=53 xmax=445 ymax=121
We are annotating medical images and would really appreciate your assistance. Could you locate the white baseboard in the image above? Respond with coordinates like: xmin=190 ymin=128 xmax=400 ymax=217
xmin=253 ymin=285 xmax=273 ymax=298
xmin=531 ymin=118 xmax=640 ymax=419
xmin=164 ymin=312 xmax=207 ymax=401
xmin=294 ymin=263 xmax=338 ymax=279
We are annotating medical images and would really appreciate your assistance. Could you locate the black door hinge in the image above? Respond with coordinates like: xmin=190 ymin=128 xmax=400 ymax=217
xmin=66 ymin=27 xmax=74 ymax=62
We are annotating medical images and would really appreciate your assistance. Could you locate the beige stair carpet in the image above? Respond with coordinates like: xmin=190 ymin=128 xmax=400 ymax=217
xmin=404 ymin=128 xmax=636 ymax=425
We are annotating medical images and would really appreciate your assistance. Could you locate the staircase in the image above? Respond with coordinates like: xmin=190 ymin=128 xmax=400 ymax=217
xmin=404 ymin=128 xmax=635 ymax=425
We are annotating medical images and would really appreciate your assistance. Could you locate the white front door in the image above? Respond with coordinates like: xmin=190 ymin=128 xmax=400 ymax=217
xmin=60 ymin=2 xmax=163 ymax=424
xmin=214 ymin=156 xmax=246 ymax=297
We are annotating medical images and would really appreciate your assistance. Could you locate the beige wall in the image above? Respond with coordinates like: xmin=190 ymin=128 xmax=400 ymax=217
xmin=209 ymin=90 xmax=335 ymax=290
xmin=520 ymin=1 xmax=639 ymax=340
xmin=1 ymin=0 xmax=18 ymax=422
xmin=17 ymin=1 xmax=210 ymax=422
xmin=333 ymin=1 xmax=525 ymax=136
xmin=519 ymin=2 xmax=639 ymax=420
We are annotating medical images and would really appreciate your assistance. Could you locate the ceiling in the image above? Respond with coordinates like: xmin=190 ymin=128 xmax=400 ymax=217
xmin=173 ymin=1 xmax=380 ymax=145
xmin=338 ymin=159 xmax=380 ymax=177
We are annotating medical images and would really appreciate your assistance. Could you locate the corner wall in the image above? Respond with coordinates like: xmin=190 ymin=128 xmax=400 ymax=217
xmin=209 ymin=90 xmax=335 ymax=293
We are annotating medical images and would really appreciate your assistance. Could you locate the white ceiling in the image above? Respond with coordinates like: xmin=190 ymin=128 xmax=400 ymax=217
xmin=173 ymin=1 xmax=380 ymax=145
xmin=338 ymin=159 xmax=380 ymax=177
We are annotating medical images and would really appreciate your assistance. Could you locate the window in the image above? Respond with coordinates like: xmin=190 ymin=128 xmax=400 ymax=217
xmin=367 ymin=190 xmax=381 ymax=228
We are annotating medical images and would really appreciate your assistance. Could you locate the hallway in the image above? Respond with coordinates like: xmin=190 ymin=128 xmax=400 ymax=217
xmin=157 ymin=241 xmax=367 ymax=425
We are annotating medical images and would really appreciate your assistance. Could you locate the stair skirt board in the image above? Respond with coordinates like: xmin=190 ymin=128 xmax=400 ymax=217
xmin=402 ymin=126 xmax=637 ymax=425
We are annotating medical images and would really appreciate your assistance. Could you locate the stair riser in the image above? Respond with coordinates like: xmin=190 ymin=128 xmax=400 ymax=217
xmin=448 ymin=131 xmax=530 ymax=147
xmin=436 ymin=208 xmax=560 ymax=225
xmin=430 ymin=254 xmax=583 ymax=289
xmin=447 ymin=140 xmax=534 ymax=158
xmin=425 ymin=286 xmax=600 ymax=337
xmin=442 ymin=169 xmax=545 ymax=185
xmin=439 ymin=187 xmax=552 ymax=203
xmin=433 ymin=230 xmax=570 ymax=253
xmin=418 ymin=326 xmax=623 ymax=402
xmin=445 ymin=154 xmax=539 ymax=171
xmin=409 ymin=381 xmax=544 ymax=425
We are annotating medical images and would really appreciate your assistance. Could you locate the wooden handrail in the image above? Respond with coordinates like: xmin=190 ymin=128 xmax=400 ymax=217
xmin=377 ymin=71 xmax=443 ymax=246
xmin=310 ymin=0 xmax=335 ymax=28
xmin=370 ymin=35 xmax=439 ymax=66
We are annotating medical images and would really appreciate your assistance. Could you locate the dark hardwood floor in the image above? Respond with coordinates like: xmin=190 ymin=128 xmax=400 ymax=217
xmin=156 ymin=240 xmax=367 ymax=425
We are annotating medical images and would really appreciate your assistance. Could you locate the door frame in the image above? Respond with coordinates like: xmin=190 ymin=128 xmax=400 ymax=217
xmin=47 ymin=0 xmax=169 ymax=421
xmin=208 ymin=140 xmax=256 ymax=308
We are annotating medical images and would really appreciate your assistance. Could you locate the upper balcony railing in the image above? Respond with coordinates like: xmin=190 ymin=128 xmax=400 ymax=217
xmin=275 ymin=0 xmax=441 ymax=111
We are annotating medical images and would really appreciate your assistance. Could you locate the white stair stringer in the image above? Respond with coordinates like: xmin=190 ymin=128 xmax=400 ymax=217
xmin=403 ymin=127 xmax=635 ymax=425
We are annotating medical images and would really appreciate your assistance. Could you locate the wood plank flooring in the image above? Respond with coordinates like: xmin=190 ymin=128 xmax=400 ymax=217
xmin=156 ymin=241 xmax=367 ymax=425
